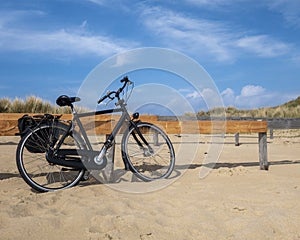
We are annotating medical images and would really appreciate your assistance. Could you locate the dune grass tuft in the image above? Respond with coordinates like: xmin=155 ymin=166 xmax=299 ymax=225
xmin=0 ymin=96 xmax=72 ymax=114
xmin=194 ymin=96 xmax=300 ymax=118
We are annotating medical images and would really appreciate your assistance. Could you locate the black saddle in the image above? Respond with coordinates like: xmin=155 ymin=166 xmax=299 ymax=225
xmin=56 ymin=95 xmax=81 ymax=107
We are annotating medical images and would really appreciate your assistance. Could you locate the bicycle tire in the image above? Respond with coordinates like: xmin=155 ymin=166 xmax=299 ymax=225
xmin=16 ymin=122 xmax=86 ymax=192
xmin=121 ymin=122 xmax=175 ymax=181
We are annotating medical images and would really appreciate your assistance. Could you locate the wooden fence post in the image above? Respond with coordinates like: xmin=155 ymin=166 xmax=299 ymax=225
xmin=270 ymin=128 xmax=274 ymax=139
xmin=235 ymin=133 xmax=240 ymax=146
xmin=259 ymin=132 xmax=269 ymax=170
xmin=153 ymin=133 xmax=159 ymax=146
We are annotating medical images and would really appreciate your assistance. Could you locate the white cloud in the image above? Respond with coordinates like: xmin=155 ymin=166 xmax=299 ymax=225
xmin=234 ymin=85 xmax=268 ymax=108
xmin=236 ymin=35 xmax=290 ymax=57
xmin=87 ymin=0 xmax=106 ymax=5
xmin=185 ymin=88 xmax=224 ymax=110
xmin=267 ymin=0 xmax=300 ymax=27
xmin=240 ymin=85 xmax=266 ymax=97
xmin=183 ymin=84 xmax=297 ymax=111
xmin=140 ymin=6 xmax=234 ymax=62
xmin=0 ymin=9 xmax=138 ymax=58
xmin=186 ymin=91 xmax=201 ymax=99
xmin=219 ymin=84 xmax=297 ymax=109
xmin=221 ymin=88 xmax=235 ymax=106
xmin=79 ymin=20 xmax=88 ymax=29
xmin=140 ymin=6 xmax=291 ymax=62
xmin=186 ymin=0 xmax=300 ymax=28
xmin=184 ymin=0 xmax=246 ymax=8
xmin=221 ymin=88 xmax=234 ymax=97
xmin=186 ymin=88 xmax=219 ymax=100
xmin=0 ymin=25 xmax=137 ymax=58
xmin=0 ymin=9 xmax=45 ymax=29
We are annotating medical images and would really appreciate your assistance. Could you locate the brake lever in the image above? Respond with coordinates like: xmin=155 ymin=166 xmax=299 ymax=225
xmin=104 ymin=92 xmax=116 ymax=106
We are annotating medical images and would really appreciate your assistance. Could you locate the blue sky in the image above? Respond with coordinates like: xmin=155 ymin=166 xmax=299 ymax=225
xmin=0 ymin=0 xmax=300 ymax=112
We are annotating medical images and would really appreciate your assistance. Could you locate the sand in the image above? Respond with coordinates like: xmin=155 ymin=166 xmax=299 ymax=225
xmin=1 ymin=132 xmax=300 ymax=240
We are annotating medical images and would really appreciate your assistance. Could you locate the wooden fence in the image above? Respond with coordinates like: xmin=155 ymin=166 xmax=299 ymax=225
xmin=268 ymin=118 xmax=300 ymax=138
xmin=0 ymin=113 xmax=269 ymax=170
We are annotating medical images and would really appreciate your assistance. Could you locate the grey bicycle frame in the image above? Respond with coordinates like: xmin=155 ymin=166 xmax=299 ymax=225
xmin=73 ymin=107 xmax=126 ymax=152
xmin=73 ymin=99 xmax=149 ymax=167
xmin=47 ymin=97 xmax=151 ymax=170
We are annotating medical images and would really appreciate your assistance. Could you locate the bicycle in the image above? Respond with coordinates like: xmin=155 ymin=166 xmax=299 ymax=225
xmin=16 ymin=77 xmax=175 ymax=192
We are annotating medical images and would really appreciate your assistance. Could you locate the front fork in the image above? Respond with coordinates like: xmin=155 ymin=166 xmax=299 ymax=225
xmin=126 ymin=120 xmax=154 ymax=159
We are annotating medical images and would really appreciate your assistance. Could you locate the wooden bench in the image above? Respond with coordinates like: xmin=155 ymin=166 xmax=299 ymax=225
xmin=0 ymin=113 xmax=269 ymax=170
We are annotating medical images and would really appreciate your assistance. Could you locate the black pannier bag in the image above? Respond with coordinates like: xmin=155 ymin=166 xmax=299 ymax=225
xmin=17 ymin=114 xmax=58 ymax=153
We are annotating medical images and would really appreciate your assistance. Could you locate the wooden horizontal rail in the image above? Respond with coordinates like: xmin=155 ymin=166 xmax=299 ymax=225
xmin=268 ymin=119 xmax=300 ymax=129
xmin=153 ymin=120 xmax=267 ymax=134
xmin=0 ymin=113 xmax=267 ymax=136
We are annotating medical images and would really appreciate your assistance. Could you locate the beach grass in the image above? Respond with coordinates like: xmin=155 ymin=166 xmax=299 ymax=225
xmin=195 ymin=96 xmax=300 ymax=118
xmin=0 ymin=96 xmax=72 ymax=114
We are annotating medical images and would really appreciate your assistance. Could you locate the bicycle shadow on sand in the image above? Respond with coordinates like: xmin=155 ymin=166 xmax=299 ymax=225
xmin=0 ymin=172 xmax=20 ymax=180
xmin=79 ymin=167 xmax=180 ymax=187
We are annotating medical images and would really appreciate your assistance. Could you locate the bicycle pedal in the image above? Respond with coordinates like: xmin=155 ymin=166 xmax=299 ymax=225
xmin=81 ymin=172 xmax=90 ymax=181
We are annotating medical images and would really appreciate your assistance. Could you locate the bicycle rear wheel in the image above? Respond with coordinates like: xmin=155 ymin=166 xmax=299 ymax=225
xmin=121 ymin=122 xmax=175 ymax=181
xmin=16 ymin=122 xmax=85 ymax=192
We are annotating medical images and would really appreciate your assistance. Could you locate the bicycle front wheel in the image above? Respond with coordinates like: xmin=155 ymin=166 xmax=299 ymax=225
xmin=121 ymin=122 xmax=175 ymax=181
xmin=16 ymin=122 xmax=85 ymax=192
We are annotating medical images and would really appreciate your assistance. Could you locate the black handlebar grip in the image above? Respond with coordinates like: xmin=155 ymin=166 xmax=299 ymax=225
xmin=97 ymin=95 xmax=107 ymax=104
xmin=120 ymin=76 xmax=129 ymax=83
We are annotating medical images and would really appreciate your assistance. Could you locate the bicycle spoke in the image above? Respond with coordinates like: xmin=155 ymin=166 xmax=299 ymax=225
xmin=122 ymin=122 xmax=175 ymax=181
xmin=16 ymin=123 xmax=85 ymax=192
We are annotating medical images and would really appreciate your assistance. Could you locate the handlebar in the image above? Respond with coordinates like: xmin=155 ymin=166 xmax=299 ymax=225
xmin=120 ymin=76 xmax=129 ymax=83
xmin=97 ymin=76 xmax=132 ymax=104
